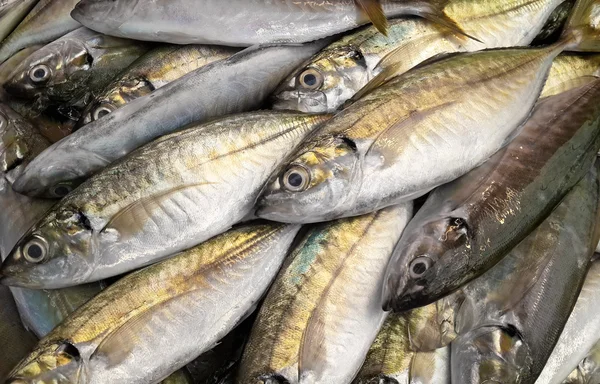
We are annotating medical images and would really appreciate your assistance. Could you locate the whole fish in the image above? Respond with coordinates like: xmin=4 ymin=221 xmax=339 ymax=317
xmin=0 ymin=0 xmax=37 ymax=44
xmin=451 ymin=163 xmax=600 ymax=384
xmin=257 ymin=2 xmax=598 ymax=224
xmin=541 ymin=53 xmax=600 ymax=98
xmin=272 ymin=0 xmax=565 ymax=113
xmin=382 ymin=79 xmax=600 ymax=312
xmin=562 ymin=340 xmax=600 ymax=384
xmin=0 ymin=284 xmax=37 ymax=381
xmin=535 ymin=260 xmax=600 ymax=384
xmin=0 ymin=111 xmax=329 ymax=288
xmin=238 ymin=204 xmax=412 ymax=384
xmin=12 ymin=41 xmax=330 ymax=198
xmin=0 ymin=0 xmax=81 ymax=64
xmin=0 ymin=102 xmax=103 ymax=337
xmin=4 ymin=27 xmax=150 ymax=112
xmin=77 ymin=44 xmax=239 ymax=127
xmin=5 ymin=222 xmax=301 ymax=384
xmin=353 ymin=313 xmax=450 ymax=384
xmin=71 ymin=0 xmax=469 ymax=46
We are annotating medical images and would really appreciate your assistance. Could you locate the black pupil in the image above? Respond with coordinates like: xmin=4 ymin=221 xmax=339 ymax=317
xmin=97 ymin=108 xmax=110 ymax=118
xmin=303 ymin=73 xmax=317 ymax=87
xmin=27 ymin=244 xmax=43 ymax=259
xmin=287 ymin=172 xmax=304 ymax=188
xmin=412 ymin=261 xmax=427 ymax=275
xmin=54 ymin=185 xmax=70 ymax=197
xmin=33 ymin=68 xmax=46 ymax=79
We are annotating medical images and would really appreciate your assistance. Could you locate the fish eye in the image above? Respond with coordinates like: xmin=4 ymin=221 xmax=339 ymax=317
xmin=29 ymin=64 xmax=51 ymax=83
xmin=297 ymin=68 xmax=323 ymax=90
xmin=409 ymin=256 xmax=433 ymax=278
xmin=22 ymin=236 xmax=49 ymax=263
xmin=0 ymin=112 xmax=7 ymax=129
xmin=92 ymin=103 xmax=116 ymax=121
xmin=282 ymin=165 xmax=310 ymax=192
xmin=51 ymin=183 xmax=73 ymax=198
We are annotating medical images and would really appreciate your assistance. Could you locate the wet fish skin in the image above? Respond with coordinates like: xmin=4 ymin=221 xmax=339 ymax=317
xmin=6 ymin=222 xmax=301 ymax=384
xmin=541 ymin=53 xmax=600 ymax=98
xmin=272 ymin=0 xmax=564 ymax=113
xmin=382 ymin=79 xmax=600 ymax=312
xmin=0 ymin=111 xmax=330 ymax=288
xmin=0 ymin=0 xmax=38 ymax=44
xmin=0 ymin=0 xmax=81 ymax=64
xmin=4 ymin=27 xmax=150 ymax=108
xmin=535 ymin=260 xmax=600 ymax=384
xmin=238 ymin=204 xmax=411 ymax=384
xmin=561 ymin=340 xmax=600 ymax=384
xmin=12 ymin=41 xmax=330 ymax=198
xmin=451 ymin=163 xmax=600 ymax=384
xmin=77 ymin=44 xmax=239 ymax=128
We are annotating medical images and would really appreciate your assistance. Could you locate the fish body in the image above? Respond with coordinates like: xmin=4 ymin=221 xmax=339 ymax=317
xmin=0 ymin=0 xmax=38 ymax=43
xmin=6 ymin=222 xmax=301 ymax=384
xmin=258 ymin=43 xmax=569 ymax=223
xmin=541 ymin=53 xmax=600 ymax=97
xmin=73 ymin=0 xmax=462 ymax=46
xmin=4 ymin=27 xmax=150 ymax=114
xmin=535 ymin=261 xmax=600 ymax=384
xmin=562 ymin=340 xmax=600 ymax=384
xmin=1 ymin=111 xmax=329 ymax=287
xmin=77 ymin=44 xmax=239 ymax=127
xmin=382 ymin=80 xmax=600 ymax=312
xmin=451 ymin=163 xmax=600 ymax=384
xmin=273 ymin=0 xmax=565 ymax=113
xmin=13 ymin=41 xmax=329 ymax=197
xmin=0 ymin=0 xmax=81 ymax=64
xmin=238 ymin=204 xmax=412 ymax=384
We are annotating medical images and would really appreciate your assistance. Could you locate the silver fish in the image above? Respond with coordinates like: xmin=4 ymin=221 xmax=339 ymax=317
xmin=12 ymin=40 xmax=330 ymax=198
xmin=561 ymin=340 xmax=600 ymax=384
xmin=0 ymin=0 xmax=37 ymax=44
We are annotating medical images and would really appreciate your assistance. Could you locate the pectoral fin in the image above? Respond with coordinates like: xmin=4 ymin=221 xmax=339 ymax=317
xmin=355 ymin=0 xmax=389 ymax=36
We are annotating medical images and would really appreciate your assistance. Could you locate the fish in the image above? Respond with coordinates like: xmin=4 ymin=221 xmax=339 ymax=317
xmin=238 ymin=204 xmax=412 ymax=384
xmin=0 ymin=102 xmax=104 ymax=337
xmin=71 ymin=0 xmax=472 ymax=47
xmin=0 ymin=0 xmax=81 ymax=64
xmin=382 ymin=79 xmax=600 ymax=312
xmin=272 ymin=0 xmax=566 ymax=113
xmin=561 ymin=340 xmax=600 ymax=384
xmin=535 ymin=260 xmax=600 ymax=384
xmin=532 ymin=0 xmax=576 ymax=45
xmin=3 ymin=27 xmax=150 ymax=113
xmin=0 ymin=111 xmax=330 ymax=288
xmin=12 ymin=40 xmax=330 ymax=198
xmin=5 ymin=222 xmax=301 ymax=384
xmin=0 ymin=0 xmax=37 ymax=44
xmin=161 ymin=369 xmax=194 ymax=384
xmin=257 ymin=1 xmax=600 ymax=224
xmin=541 ymin=53 xmax=600 ymax=98
xmin=0 ymin=284 xmax=37 ymax=381
xmin=450 ymin=162 xmax=600 ymax=384
xmin=77 ymin=44 xmax=239 ymax=128
xmin=0 ymin=45 xmax=41 ymax=90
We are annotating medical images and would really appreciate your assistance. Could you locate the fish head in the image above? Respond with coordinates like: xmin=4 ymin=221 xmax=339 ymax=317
xmin=257 ymin=134 xmax=359 ymax=223
xmin=6 ymin=342 xmax=84 ymax=384
xmin=451 ymin=325 xmax=531 ymax=384
xmin=382 ymin=214 xmax=472 ymax=311
xmin=271 ymin=47 xmax=370 ymax=113
xmin=4 ymin=37 xmax=92 ymax=103
xmin=0 ymin=205 xmax=95 ymax=288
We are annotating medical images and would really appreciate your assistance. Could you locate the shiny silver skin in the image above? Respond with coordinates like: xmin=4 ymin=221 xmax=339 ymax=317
xmin=561 ymin=340 xmax=600 ymax=384
xmin=451 ymin=165 xmax=600 ymax=384
xmin=1 ymin=111 xmax=329 ymax=288
xmin=12 ymin=41 xmax=330 ymax=197
xmin=0 ymin=0 xmax=37 ymax=43
xmin=73 ymin=0 xmax=452 ymax=46
xmin=536 ymin=260 xmax=600 ymax=384
xmin=0 ymin=0 xmax=81 ymax=64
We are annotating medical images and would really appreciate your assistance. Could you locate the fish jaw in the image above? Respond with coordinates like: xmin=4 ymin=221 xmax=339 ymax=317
xmin=6 ymin=342 xmax=84 ymax=384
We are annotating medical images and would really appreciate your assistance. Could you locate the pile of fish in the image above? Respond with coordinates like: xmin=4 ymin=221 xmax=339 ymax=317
xmin=1 ymin=0 xmax=600 ymax=383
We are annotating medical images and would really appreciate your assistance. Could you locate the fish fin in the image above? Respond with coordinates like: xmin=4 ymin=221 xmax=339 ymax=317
xmin=355 ymin=0 xmax=389 ymax=36
xmin=410 ymin=351 xmax=440 ymax=382
xmin=560 ymin=0 xmax=600 ymax=51
xmin=102 ymin=183 xmax=216 ymax=240
xmin=541 ymin=75 xmax=600 ymax=98
xmin=298 ymin=306 xmax=327 ymax=382
xmin=454 ymin=294 xmax=476 ymax=335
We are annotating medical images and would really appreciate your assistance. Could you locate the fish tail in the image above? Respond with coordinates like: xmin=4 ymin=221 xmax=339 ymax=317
xmin=560 ymin=0 xmax=600 ymax=51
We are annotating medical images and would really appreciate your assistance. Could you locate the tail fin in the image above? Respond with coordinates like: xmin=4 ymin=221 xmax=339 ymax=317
xmin=561 ymin=0 xmax=600 ymax=51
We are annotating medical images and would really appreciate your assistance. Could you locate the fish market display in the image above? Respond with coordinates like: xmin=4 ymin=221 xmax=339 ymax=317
xmin=1 ymin=112 xmax=329 ymax=287
xmin=238 ymin=204 xmax=412 ymax=384
xmin=451 ymin=163 xmax=600 ymax=384
xmin=383 ymin=79 xmax=600 ymax=312
xmin=13 ymin=41 xmax=329 ymax=197
xmin=0 ymin=0 xmax=81 ymax=64
xmin=536 ymin=260 xmax=600 ymax=384
xmin=77 ymin=44 xmax=239 ymax=127
xmin=5 ymin=222 xmax=300 ymax=384
xmin=273 ymin=0 xmax=565 ymax=113
xmin=71 ymin=0 xmax=470 ymax=47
